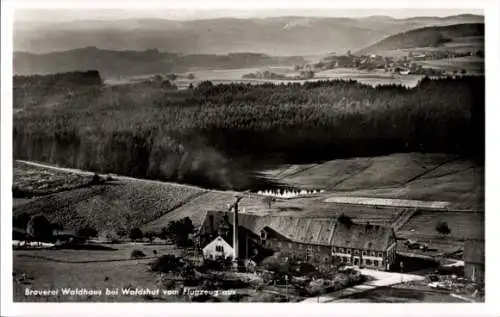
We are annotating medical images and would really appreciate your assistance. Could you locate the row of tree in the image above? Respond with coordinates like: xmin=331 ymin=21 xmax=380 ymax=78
xmin=13 ymin=211 xmax=195 ymax=246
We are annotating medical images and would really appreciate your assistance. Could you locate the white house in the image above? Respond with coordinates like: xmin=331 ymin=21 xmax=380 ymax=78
xmin=202 ymin=236 xmax=234 ymax=260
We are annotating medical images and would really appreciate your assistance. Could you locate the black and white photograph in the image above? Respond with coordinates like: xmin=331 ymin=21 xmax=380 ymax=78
xmin=1 ymin=0 xmax=498 ymax=315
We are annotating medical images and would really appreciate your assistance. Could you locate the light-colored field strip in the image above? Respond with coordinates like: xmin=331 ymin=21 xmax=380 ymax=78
xmin=16 ymin=160 xmax=206 ymax=191
xmin=324 ymin=196 xmax=451 ymax=210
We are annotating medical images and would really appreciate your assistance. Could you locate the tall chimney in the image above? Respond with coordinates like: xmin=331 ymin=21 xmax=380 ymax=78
xmin=233 ymin=199 xmax=239 ymax=261
xmin=209 ymin=214 xmax=215 ymax=237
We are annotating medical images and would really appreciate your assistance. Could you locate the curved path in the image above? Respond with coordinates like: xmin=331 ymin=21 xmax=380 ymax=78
xmin=301 ymin=268 xmax=425 ymax=303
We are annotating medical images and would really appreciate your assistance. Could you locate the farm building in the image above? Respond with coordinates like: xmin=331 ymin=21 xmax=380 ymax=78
xmin=464 ymin=239 xmax=485 ymax=284
xmin=199 ymin=211 xmax=270 ymax=262
xmin=198 ymin=210 xmax=397 ymax=271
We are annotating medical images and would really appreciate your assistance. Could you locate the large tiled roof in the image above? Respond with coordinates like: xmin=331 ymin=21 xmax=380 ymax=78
xmin=331 ymin=222 xmax=393 ymax=251
xmin=201 ymin=211 xmax=393 ymax=251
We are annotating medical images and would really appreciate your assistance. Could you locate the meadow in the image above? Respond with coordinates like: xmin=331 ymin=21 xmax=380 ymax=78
xmin=416 ymin=56 xmax=484 ymax=74
xmin=13 ymin=161 xmax=95 ymax=197
xmin=13 ymin=243 xmax=184 ymax=302
xmin=257 ymin=153 xmax=483 ymax=210
xmin=107 ymin=67 xmax=425 ymax=89
xmin=13 ymin=174 xmax=206 ymax=233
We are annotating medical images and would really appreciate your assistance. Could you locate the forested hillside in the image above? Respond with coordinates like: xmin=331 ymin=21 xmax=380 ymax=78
xmin=13 ymin=72 xmax=484 ymax=190
xmin=14 ymin=48 xmax=305 ymax=77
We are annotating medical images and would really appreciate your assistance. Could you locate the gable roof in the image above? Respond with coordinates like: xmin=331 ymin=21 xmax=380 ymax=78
xmin=264 ymin=216 xmax=337 ymax=245
xmin=331 ymin=222 xmax=393 ymax=251
xmin=203 ymin=235 xmax=234 ymax=251
xmin=201 ymin=211 xmax=393 ymax=250
xmin=464 ymin=239 xmax=485 ymax=264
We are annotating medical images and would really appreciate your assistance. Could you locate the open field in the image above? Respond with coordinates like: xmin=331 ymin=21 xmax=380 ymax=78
xmin=259 ymin=153 xmax=483 ymax=210
xmin=398 ymin=211 xmax=484 ymax=241
xmin=416 ymin=56 xmax=484 ymax=74
xmin=107 ymin=67 xmax=425 ymax=89
xmin=13 ymin=161 xmax=96 ymax=197
xmin=144 ymin=191 xmax=403 ymax=230
xmin=176 ymin=67 xmax=424 ymax=88
xmin=314 ymin=68 xmax=423 ymax=87
xmin=13 ymin=243 xmax=183 ymax=302
xmin=13 ymin=174 xmax=206 ymax=233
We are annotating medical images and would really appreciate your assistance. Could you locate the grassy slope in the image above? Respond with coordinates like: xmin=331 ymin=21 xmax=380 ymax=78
xmin=143 ymin=191 xmax=402 ymax=231
xmin=13 ymin=177 xmax=206 ymax=233
xmin=359 ymin=23 xmax=484 ymax=54
xmin=398 ymin=211 xmax=484 ymax=241
xmin=263 ymin=153 xmax=483 ymax=210
xmin=13 ymin=161 xmax=96 ymax=196
xmin=415 ymin=56 xmax=484 ymax=73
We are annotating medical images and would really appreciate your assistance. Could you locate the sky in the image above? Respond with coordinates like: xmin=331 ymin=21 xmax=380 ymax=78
xmin=14 ymin=8 xmax=484 ymax=23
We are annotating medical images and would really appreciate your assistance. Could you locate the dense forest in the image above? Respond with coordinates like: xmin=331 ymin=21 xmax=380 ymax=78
xmin=13 ymin=71 xmax=485 ymax=190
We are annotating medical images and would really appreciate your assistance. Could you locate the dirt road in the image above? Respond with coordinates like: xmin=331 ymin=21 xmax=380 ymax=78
xmin=301 ymin=268 xmax=426 ymax=303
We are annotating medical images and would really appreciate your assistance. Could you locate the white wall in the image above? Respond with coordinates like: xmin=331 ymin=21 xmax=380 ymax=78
xmin=202 ymin=236 xmax=234 ymax=260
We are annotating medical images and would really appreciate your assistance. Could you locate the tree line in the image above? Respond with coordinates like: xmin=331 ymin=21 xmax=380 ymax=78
xmin=13 ymin=73 xmax=485 ymax=190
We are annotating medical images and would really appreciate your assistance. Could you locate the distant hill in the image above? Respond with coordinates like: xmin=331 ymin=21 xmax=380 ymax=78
xmin=13 ymin=48 xmax=305 ymax=77
xmin=359 ymin=23 xmax=484 ymax=54
xmin=14 ymin=15 xmax=484 ymax=56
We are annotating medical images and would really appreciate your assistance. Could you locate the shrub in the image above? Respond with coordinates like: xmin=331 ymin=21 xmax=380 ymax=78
xmin=161 ymin=279 xmax=176 ymax=289
xmin=144 ymin=231 xmax=157 ymax=244
xmin=103 ymin=230 xmax=121 ymax=243
xmin=12 ymin=186 xmax=34 ymax=198
xmin=200 ymin=279 xmax=215 ymax=290
xmin=262 ymin=196 xmax=276 ymax=208
xmin=436 ymin=221 xmax=451 ymax=236
xmin=13 ymin=212 xmax=31 ymax=230
xmin=164 ymin=218 xmax=194 ymax=247
xmin=228 ymin=293 xmax=248 ymax=302
xmin=199 ymin=258 xmax=231 ymax=272
xmin=129 ymin=228 xmax=143 ymax=241
xmin=13 ymin=228 xmax=26 ymax=241
xmin=130 ymin=249 xmax=146 ymax=259
xmin=337 ymin=213 xmax=353 ymax=226
xmin=26 ymin=214 xmax=53 ymax=242
xmin=90 ymin=173 xmax=103 ymax=184
xmin=150 ymin=255 xmax=183 ymax=273
xmin=77 ymin=226 xmax=98 ymax=239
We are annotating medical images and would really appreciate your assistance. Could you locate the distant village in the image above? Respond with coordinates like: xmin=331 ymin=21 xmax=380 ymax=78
xmin=241 ymin=48 xmax=483 ymax=81
xmin=298 ymin=49 xmax=484 ymax=76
